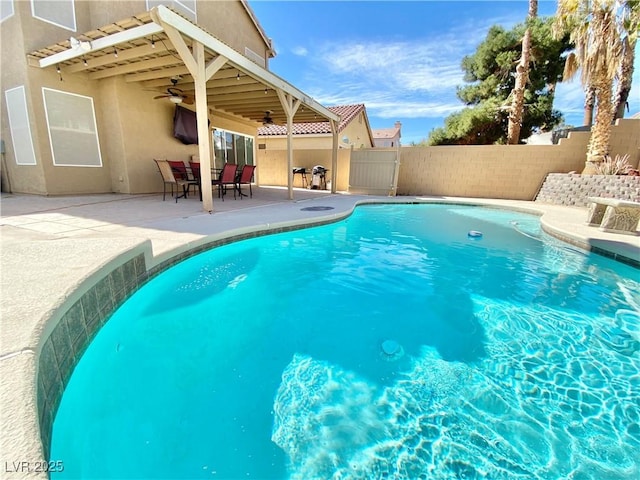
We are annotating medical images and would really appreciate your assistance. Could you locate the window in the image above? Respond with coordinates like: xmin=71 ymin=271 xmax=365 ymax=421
xmin=147 ymin=0 xmax=196 ymax=22
xmin=1 ymin=0 xmax=14 ymax=23
xmin=42 ymin=88 xmax=102 ymax=167
xmin=4 ymin=86 xmax=37 ymax=165
xmin=213 ymin=129 xmax=254 ymax=170
xmin=31 ymin=0 xmax=75 ymax=31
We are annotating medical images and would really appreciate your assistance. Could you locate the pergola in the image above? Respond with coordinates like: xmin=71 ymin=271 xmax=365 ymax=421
xmin=27 ymin=5 xmax=341 ymax=211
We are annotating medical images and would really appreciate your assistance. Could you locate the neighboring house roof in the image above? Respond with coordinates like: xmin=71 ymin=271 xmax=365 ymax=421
xmin=258 ymin=104 xmax=368 ymax=136
xmin=372 ymin=121 xmax=402 ymax=146
xmin=373 ymin=127 xmax=400 ymax=140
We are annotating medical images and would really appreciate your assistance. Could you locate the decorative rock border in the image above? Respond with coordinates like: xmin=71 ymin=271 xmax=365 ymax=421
xmin=536 ymin=173 xmax=640 ymax=206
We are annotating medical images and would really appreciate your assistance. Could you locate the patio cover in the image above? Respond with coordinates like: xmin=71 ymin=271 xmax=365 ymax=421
xmin=27 ymin=5 xmax=340 ymax=211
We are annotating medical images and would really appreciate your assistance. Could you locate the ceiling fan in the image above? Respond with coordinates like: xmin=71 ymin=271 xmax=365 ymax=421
xmin=153 ymin=77 xmax=193 ymax=105
xmin=262 ymin=111 xmax=274 ymax=126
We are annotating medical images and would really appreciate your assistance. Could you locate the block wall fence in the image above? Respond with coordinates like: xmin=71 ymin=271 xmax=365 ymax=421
xmin=396 ymin=119 xmax=639 ymax=200
xmin=256 ymin=119 xmax=639 ymax=201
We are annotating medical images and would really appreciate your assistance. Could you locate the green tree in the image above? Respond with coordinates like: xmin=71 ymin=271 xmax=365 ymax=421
xmin=428 ymin=18 xmax=570 ymax=145
xmin=614 ymin=0 xmax=639 ymax=119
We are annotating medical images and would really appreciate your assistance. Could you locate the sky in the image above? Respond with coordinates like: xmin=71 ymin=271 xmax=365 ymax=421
xmin=249 ymin=0 xmax=640 ymax=145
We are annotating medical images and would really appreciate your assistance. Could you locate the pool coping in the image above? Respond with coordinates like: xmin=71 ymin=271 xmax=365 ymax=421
xmin=1 ymin=194 xmax=638 ymax=478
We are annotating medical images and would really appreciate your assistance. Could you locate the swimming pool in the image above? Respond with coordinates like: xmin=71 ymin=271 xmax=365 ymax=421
xmin=51 ymin=203 xmax=640 ymax=479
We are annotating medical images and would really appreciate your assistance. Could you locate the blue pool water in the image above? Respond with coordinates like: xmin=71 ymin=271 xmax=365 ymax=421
xmin=51 ymin=204 xmax=640 ymax=479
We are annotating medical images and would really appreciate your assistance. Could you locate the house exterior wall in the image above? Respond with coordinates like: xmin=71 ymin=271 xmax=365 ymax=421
xmin=87 ymin=1 xmax=271 ymax=64
xmin=1 ymin=2 xmax=47 ymax=193
xmin=197 ymin=0 xmax=271 ymax=65
xmin=1 ymin=0 xmax=266 ymax=195
xmin=340 ymin=112 xmax=373 ymax=148
xmin=374 ymin=134 xmax=400 ymax=148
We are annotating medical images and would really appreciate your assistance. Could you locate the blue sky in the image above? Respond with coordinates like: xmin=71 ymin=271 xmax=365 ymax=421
xmin=249 ymin=0 xmax=640 ymax=145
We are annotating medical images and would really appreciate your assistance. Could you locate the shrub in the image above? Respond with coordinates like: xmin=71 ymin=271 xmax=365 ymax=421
xmin=595 ymin=154 xmax=633 ymax=175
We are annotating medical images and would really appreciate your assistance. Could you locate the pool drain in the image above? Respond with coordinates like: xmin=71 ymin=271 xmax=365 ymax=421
xmin=300 ymin=206 xmax=335 ymax=212
xmin=381 ymin=339 xmax=404 ymax=361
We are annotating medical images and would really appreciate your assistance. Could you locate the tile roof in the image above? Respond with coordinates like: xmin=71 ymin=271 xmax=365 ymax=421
xmin=258 ymin=104 xmax=366 ymax=136
xmin=373 ymin=127 xmax=400 ymax=139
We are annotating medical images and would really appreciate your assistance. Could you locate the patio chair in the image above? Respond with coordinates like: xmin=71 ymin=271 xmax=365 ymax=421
xmin=212 ymin=163 xmax=239 ymax=200
xmin=188 ymin=160 xmax=203 ymax=201
xmin=237 ymin=164 xmax=256 ymax=198
xmin=169 ymin=160 xmax=199 ymax=198
xmin=154 ymin=159 xmax=197 ymax=203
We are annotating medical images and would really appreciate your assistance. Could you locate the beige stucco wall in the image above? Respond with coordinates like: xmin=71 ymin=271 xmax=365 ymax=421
xmin=1 ymin=3 xmax=47 ymax=194
xmin=256 ymin=148 xmax=351 ymax=191
xmin=99 ymin=80 xmax=259 ymax=195
xmin=198 ymin=1 xmax=271 ymax=63
xmin=340 ymin=112 xmax=373 ymax=148
xmin=85 ymin=1 xmax=270 ymax=64
xmin=1 ymin=0 xmax=268 ymax=196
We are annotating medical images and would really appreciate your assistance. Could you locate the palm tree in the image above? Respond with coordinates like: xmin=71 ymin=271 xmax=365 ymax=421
xmin=613 ymin=1 xmax=639 ymax=119
xmin=507 ymin=0 xmax=538 ymax=144
xmin=553 ymin=0 xmax=624 ymax=173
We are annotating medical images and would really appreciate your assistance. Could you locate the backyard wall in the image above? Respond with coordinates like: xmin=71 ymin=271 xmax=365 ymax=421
xmin=259 ymin=119 xmax=638 ymax=200
xmin=396 ymin=118 xmax=639 ymax=200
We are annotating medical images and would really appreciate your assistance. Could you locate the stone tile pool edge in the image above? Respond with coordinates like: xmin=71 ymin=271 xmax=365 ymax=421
xmin=3 ymin=197 xmax=638 ymax=478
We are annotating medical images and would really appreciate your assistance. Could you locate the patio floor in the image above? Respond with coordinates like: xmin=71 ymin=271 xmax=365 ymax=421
xmin=0 ymin=188 xmax=638 ymax=475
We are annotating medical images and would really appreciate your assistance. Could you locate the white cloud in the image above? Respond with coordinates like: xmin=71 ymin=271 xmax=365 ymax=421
xmin=365 ymin=100 xmax=464 ymax=119
xmin=303 ymin=11 xmax=520 ymax=111
xmin=291 ymin=46 xmax=308 ymax=57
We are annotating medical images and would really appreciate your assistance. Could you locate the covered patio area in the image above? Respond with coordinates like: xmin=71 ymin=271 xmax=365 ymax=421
xmin=26 ymin=5 xmax=341 ymax=210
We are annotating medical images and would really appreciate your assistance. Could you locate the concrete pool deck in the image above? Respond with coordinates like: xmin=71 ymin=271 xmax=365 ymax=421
xmin=1 ymin=188 xmax=639 ymax=476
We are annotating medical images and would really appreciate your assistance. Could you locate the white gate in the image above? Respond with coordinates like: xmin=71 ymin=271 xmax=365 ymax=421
xmin=348 ymin=147 xmax=400 ymax=196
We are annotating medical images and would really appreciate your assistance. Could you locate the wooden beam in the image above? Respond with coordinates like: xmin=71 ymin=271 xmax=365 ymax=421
xmin=65 ymin=43 xmax=159 ymax=73
xmin=160 ymin=21 xmax=197 ymax=74
xmin=38 ymin=22 xmax=163 ymax=68
xmin=88 ymin=55 xmax=183 ymax=80
xmin=125 ymin=65 xmax=190 ymax=82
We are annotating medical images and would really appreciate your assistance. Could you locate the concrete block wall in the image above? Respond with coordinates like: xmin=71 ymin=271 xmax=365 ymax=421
xmin=396 ymin=119 xmax=638 ymax=200
xmin=535 ymin=173 xmax=640 ymax=206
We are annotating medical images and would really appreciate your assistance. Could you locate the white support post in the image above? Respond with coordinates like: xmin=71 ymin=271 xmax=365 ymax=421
xmin=159 ymin=19 xmax=227 ymax=212
xmin=330 ymin=119 xmax=339 ymax=194
xmin=193 ymin=42 xmax=214 ymax=211
xmin=277 ymin=90 xmax=300 ymax=200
